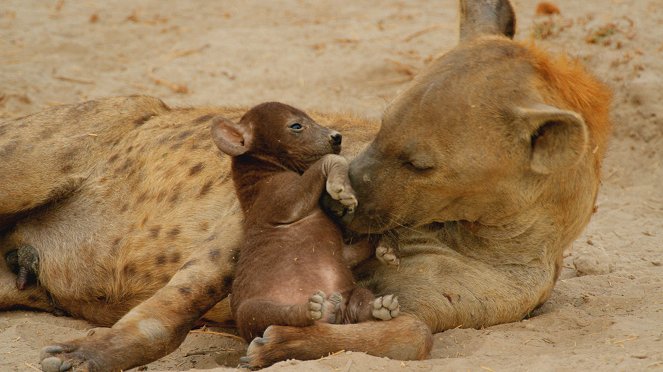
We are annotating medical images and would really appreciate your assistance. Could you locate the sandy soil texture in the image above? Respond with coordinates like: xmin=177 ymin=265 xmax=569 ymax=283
xmin=1 ymin=0 xmax=662 ymax=371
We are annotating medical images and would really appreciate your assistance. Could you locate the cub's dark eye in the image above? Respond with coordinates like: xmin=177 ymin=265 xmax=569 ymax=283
xmin=289 ymin=123 xmax=303 ymax=132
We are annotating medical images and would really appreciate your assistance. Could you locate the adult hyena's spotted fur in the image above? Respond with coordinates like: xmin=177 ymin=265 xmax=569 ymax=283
xmin=0 ymin=95 xmax=378 ymax=371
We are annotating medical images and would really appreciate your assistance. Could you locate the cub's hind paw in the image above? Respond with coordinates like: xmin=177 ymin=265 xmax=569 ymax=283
xmin=307 ymin=291 xmax=342 ymax=323
xmin=372 ymin=294 xmax=400 ymax=321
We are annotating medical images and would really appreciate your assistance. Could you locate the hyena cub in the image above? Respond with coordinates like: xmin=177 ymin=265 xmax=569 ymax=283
xmin=210 ymin=102 xmax=399 ymax=342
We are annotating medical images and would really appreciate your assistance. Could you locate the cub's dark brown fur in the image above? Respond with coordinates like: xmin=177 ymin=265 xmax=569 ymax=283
xmin=211 ymin=102 xmax=399 ymax=345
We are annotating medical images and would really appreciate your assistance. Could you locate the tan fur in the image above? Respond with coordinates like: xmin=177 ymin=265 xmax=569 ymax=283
xmin=0 ymin=0 xmax=611 ymax=370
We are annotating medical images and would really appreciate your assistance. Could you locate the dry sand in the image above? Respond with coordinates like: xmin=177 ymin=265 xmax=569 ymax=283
xmin=1 ymin=0 xmax=662 ymax=371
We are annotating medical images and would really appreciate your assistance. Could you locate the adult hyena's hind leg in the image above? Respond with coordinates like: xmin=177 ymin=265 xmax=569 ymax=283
xmin=0 ymin=95 xmax=169 ymax=222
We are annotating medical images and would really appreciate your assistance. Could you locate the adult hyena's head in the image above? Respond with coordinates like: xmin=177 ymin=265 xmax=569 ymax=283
xmin=344 ymin=0 xmax=611 ymax=236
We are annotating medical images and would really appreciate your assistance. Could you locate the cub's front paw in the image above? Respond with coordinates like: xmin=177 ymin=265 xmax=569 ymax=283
xmin=326 ymin=176 xmax=357 ymax=214
xmin=372 ymin=294 xmax=400 ymax=321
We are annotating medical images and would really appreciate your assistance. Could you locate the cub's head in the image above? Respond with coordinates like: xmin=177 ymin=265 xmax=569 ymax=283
xmin=211 ymin=102 xmax=342 ymax=173
xmin=343 ymin=0 xmax=610 ymax=234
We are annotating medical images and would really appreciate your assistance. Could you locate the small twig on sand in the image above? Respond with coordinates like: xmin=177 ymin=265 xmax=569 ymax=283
xmin=167 ymin=44 xmax=210 ymax=60
xmin=54 ymin=75 xmax=95 ymax=85
xmin=403 ymin=24 xmax=446 ymax=42
xmin=147 ymin=67 xmax=189 ymax=94
xmin=24 ymin=363 xmax=42 ymax=372
xmin=320 ymin=350 xmax=346 ymax=360
xmin=189 ymin=329 xmax=245 ymax=343
xmin=385 ymin=58 xmax=418 ymax=78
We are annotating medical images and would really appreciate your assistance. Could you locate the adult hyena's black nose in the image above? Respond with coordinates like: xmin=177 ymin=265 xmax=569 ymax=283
xmin=330 ymin=132 xmax=342 ymax=146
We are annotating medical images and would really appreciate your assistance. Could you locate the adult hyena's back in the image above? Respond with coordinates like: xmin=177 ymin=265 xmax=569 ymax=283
xmin=0 ymin=96 xmax=170 ymax=219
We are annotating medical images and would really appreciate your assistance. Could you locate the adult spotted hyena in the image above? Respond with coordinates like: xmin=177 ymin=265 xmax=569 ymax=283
xmin=0 ymin=0 xmax=610 ymax=370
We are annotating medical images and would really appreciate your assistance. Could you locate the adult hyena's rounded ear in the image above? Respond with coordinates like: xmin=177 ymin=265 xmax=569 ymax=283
xmin=516 ymin=104 xmax=589 ymax=175
xmin=458 ymin=0 xmax=516 ymax=42
xmin=210 ymin=116 xmax=253 ymax=156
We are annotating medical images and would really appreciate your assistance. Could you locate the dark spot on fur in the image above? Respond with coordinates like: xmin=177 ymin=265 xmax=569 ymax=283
xmin=126 ymin=145 xmax=134 ymax=153
xmin=192 ymin=114 xmax=214 ymax=124
xmin=198 ymin=180 xmax=213 ymax=197
xmin=160 ymin=274 xmax=171 ymax=285
xmin=155 ymin=254 xmax=167 ymax=265
xmin=167 ymin=226 xmax=181 ymax=239
xmin=1 ymin=141 xmax=19 ymax=157
xmin=208 ymin=249 xmax=221 ymax=261
xmin=112 ymin=237 xmax=122 ymax=247
xmin=178 ymin=287 xmax=192 ymax=296
xmin=39 ymin=126 xmax=56 ymax=140
xmin=108 ymin=154 xmax=119 ymax=164
xmin=118 ymin=159 xmax=133 ymax=173
xmin=230 ymin=254 xmax=239 ymax=264
xmin=204 ymin=234 xmax=217 ymax=243
xmin=222 ymin=275 xmax=234 ymax=289
xmin=61 ymin=164 xmax=73 ymax=173
xmin=170 ymin=142 xmax=183 ymax=151
xmin=169 ymin=185 xmax=182 ymax=204
xmin=141 ymin=216 xmax=149 ymax=226
xmin=28 ymin=295 xmax=40 ymax=302
xmin=142 ymin=271 xmax=152 ymax=280
xmin=189 ymin=163 xmax=204 ymax=176
xmin=181 ymin=259 xmax=198 ymax=270
xmin=136 ymin=191 xmax=149 ymax=205
xmin=206 ymin=285 xmax=218 ymax=297
xmin=198 ymin=221 xmax=209 ymax=232
xmin=156 ymin=190 xmax=168 ymax=203
xmin=170 ymin=252 xmax=181 ymax=264
xmin=120 ymin=203 xmax=129 ymax=212
xmin=123 ymin=264 xmax=137 ymax=276
xmin=134 ymin=114 xmax=154 ymax=127
xmin=178 ymin=130 xmax=193 ymax=141
xmin=149 ymin=226 xmax=161 ymax=238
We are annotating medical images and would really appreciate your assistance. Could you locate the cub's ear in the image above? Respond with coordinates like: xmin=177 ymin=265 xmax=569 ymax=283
xmin=210 ymin=116 xmax=253 ymax=156
xmin=516 ymin=104 xmax=589 ymax=175
xmin=458 ymin=0 xmax=516 ymax=42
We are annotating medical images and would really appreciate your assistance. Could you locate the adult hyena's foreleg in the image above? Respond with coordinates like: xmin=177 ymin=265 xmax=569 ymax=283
xmin=243 ymin=314 xmax=432 ymax=369
xmin=38 ymin=244 xmax=235 ymax=372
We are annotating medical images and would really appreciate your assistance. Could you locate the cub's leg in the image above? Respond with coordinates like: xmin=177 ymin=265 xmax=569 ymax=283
xmin=341 ymin=287 xmax=400 ymax=323
xmin=39 ymin=245 xmax=235 ymax=372
xmin=235 ymin=291 xmax=341 ymax=341
xmin=244 ymin=314 xmax=432 ymax=369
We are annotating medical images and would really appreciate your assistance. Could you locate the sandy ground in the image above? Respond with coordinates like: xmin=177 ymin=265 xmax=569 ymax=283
xmin=1 ymin=0 xmax=662 ymax=371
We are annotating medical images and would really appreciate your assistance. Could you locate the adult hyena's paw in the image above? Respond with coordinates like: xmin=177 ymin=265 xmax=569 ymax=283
xmin=241 ymin=325 xmax=312 ymax=369
xmin=307 ymin=291 xmax=343 ymax=323
xmin=325 ymin=173 xmax=358 ymax=213
xmin=372 ymin=294 xmax=400 ymax=321
xmin=376 ymin=244 xmax=400 ymax=267
xmin=40 ymin=343 xmax=96 ymax=372
xmin=39 ymin=328 xmax=118 ymax=372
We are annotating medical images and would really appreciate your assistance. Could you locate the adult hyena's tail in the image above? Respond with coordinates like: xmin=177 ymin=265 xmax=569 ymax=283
xmin=242 ymin=314 xmax=433 ymax=368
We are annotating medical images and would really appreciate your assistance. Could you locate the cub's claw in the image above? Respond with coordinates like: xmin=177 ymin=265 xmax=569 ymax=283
xmin=372 ymin=294 xmax=400 ymax=321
